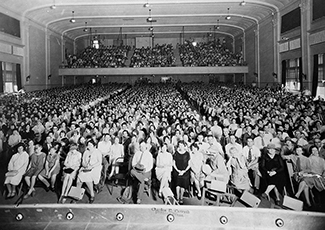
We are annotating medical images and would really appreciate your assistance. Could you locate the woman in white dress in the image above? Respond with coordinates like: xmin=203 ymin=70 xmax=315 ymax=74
xmin=155 ymin=143 xmax=173 ymax=196
xmin=110 ymin=136 xmax=124 ymax=164
xmin=77 ymin=139 xmax=102 ymax=203
xmin=4 ymin=143 xmax=29 ymax=198
xmin=59 ymin=143 xmax=82 ymax=203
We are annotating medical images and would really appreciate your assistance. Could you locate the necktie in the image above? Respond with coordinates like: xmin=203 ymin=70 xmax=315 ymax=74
xmin=296 ymin=157 xmax=301 ymax=172
xmin=248 ymin=148 xmax=252 ymax=163
xmin=261 ymin=137 xmax=265 ymax=147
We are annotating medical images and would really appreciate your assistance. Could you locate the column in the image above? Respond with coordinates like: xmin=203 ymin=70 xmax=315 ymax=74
xmin=300 ymin=0 xmax=311 ymax=91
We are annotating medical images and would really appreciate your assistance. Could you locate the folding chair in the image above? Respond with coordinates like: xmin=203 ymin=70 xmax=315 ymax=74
xmin=201 ymin=180 xmax=237 ymax=207
xmin=106 ymin=157 xmax=129 ymax=195
xmin=286 ymin=161 xmax=296 ymax=195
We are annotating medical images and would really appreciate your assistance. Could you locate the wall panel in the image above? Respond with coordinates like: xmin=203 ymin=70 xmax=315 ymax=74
xmin=27 ymin=25 xmax=46 ymax=91
xmin=259 ymin=17 xmax=275 ymax=87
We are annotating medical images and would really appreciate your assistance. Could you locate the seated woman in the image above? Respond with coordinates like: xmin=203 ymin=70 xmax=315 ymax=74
xmin=155 ymin=143 xmax=173 ymax=197
xmin=76 ymin=139 xmax=102 ymax=203
xmin=4 ymin=142 xmax=29 ymax=199
xmin=24 ymin=143 xmax=46 ymax=198
xmin=38 ymin=146 xmax=60 ymax=192
xmin=259 ymin=143 xmax=286 ymax=205
xmin=294 ymin=146 xmax=325 ymax=207
xmin=227 ymin=147 xmax=251 ymax=191
xmin=189 ymin=143 xmax=204 ymax=198
xmin=201 ymin=150 xmax=229 ymax=186
xmin=59 ymin=143 xmax=82 ymax=203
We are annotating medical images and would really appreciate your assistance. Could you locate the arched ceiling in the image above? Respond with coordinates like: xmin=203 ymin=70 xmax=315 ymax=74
xmin=0 ymin=0 xmax=294 ymax=40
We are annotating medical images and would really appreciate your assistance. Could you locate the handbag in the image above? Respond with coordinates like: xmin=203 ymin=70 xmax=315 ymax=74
xmin=68 ymin=186 xmax=85 ymax=200
xmin=5 ymin=171 xmax=18 ymax=177
xmin=135 ymin=163 xmax=145 ymax=172
xmin=64 ymin=168 xmax=74 ymax=174
xmin=82 ymin=168 xmax=92 ymax=173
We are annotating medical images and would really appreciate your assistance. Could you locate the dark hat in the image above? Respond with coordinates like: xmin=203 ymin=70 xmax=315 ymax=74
xmin=69 ymin=143 xmax=78 ymax=151
xmin=16 ymin=142 xmax=25 ymax=150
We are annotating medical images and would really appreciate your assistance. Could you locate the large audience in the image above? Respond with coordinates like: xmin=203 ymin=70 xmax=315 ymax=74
xmin=1 ymin=82 xmax=325 ymax=212
xmin=179 ymin=40 xmax=244 ymax=67
xmin=65 ymin=45 xmax=131 ymax=68
xmin=129 ymin=44 xmax=176 ymax=67
xmin=62 ymin=41 xmax=244 ymax=68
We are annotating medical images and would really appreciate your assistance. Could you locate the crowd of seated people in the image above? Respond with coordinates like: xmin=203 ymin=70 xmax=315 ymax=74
xmin=65 ymin=45 xmax=131 ymax=68
xmin=1 ymin=82 xmax=325 ymax=211
xmin=179 ymin=40 xmax=244 ymax=67
xmin=129 ymin=44 xmax=176 ymax=67
xmin=179 ymin=82 xmax=325 ymax=208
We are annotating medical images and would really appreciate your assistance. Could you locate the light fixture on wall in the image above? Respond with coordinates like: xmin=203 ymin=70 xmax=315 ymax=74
xmin=272 ymin=72 xmax=278 ymax=79
xmin=70 ymin=11 xmax=76 ymax=23
xmin=83 ymin=22 xmax=88 ymax=32
xmin=240 ymin=1 xmax=246 ymax=6
xmin=50 ymin=0 xmax=56 ymax=9
xmin=302 ymin=73 xmax=307 ymax=80
xmin=225 ymin=8 xmax=231 ymax=20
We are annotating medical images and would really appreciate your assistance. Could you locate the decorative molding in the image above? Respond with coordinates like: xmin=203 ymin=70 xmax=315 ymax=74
xmin=0 ymin=42 xmax=11 ymax=54
xmin=289 ymin=38 xmax=301 ymax=50
xmin=310 ymin=30 xmax=325 ymax=45
xmin=279 ymin=42 xmax=289 ymax=53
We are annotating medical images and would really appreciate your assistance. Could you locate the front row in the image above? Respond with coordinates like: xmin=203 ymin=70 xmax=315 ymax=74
xmin=4 ymin=140 xmax=325 ymax=208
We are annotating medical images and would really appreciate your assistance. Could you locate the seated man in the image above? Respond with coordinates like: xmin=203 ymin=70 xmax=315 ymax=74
xmin=131 ymin=141 xmax=153 ymax=204
xmin=242 ymin=137 xmax=261 ymax=193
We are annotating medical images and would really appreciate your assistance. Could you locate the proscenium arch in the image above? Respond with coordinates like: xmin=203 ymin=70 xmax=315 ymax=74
xmin=22 ymin=0 xmax=279 ymax=20
xmin=47 ymin=13 xmax=258 ymax=29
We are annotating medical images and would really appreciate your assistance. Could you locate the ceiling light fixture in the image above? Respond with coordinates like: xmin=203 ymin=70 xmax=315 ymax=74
xmin=83 ymin=22 xmax=88 ymax=32
xmin=240 ymin=1 xmax=246 ymax=6
xmin=146 ymin=9 xmax=157 ymax=23
xmin=225 ymin=8 xmax=231 ymax=20
xmin=148 ymin=27 xmax=153 ymax=31
xmin=70 ymin=11 xmax=76 ymax=23
xmin=147 ymin=8 xmax=152 ymax=22
xmin=143 ymin=2 xmax=150 ymax=8
xmin=216 ymin=19 xmax=220 ymax=30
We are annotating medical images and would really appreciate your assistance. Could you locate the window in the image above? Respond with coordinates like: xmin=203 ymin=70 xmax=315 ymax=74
xmin=318 ymin=54 xmax=324 ymax=81
xmin=286 ymin=58 xmax=300 ymax=91
xmin=1 ymin=62 xmax=18 ymax=93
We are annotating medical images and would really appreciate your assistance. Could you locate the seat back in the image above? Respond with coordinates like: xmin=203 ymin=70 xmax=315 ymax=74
xmin=286 ymin=161 xmax=295 ymax=194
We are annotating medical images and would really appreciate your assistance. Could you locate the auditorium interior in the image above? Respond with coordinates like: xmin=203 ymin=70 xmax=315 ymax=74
xmin=1 ymin=0 xmax=325 ymax=229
